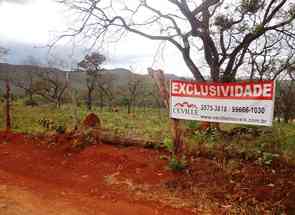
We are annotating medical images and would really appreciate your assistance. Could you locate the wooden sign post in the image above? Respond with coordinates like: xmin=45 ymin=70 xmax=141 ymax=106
xmin=148 ymin=68 xmax=184 ymax=155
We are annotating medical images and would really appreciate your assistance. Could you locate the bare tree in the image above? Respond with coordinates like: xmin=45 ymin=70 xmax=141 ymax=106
xmin=33 ymin=57 xmax=68 ymax=107
xmin=275 ymin=82 xmax=295 ymax=123
xmin=97 ymin=72 xmax=116 ymax=110
xmin=247 ymin=33 xmax=295 ymax=80
xmin=58 ymin=0 xmax=295 ymax=81
xmin=122 ymin=73 xmax=144 ymax=114
xmin=0 ymin=47 xmax=12 ymax=129
xmin=11 ymin=56 xmax=41 ymax=105
xmin=78 ymin=52 xmax=106 ymax=110
xmin=274 ymin=65 xmax=295 ymax=122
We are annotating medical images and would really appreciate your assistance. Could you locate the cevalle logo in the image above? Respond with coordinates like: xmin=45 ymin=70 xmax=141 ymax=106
xmin=174 ymin=102 xmax=198 ymax=109
xmin=173 ymin=102 xmax=198 ymax=116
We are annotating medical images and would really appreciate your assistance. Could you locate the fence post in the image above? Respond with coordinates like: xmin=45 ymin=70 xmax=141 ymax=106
xmin=5 ymin=79 xmax=11 ymax=131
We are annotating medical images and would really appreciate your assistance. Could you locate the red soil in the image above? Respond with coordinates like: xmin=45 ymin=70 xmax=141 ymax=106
xmin=0 ymin=131 xmax=192 ymax=214
xmin=0 ymin=131 xmax=294 ymax=214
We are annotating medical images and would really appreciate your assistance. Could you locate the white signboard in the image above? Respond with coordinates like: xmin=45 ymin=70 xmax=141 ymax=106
xmin=170 ymin=80 xmax=275 ymax=126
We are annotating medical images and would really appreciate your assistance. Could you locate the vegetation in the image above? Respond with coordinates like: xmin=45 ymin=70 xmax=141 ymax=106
xmin=186 ymin=123 xmax=295 ymax=166
xmin=78 ymin=52 xmax=106 ymax=111
xmin=163 ymin=137 xmax=187 ymax=171
xmin=1 ymin=100 xmax=295 ymax=166
xmin=1 ymin=63 xmax=295 ymax=169
xmin=0 ymin=63 xmax=164 ymax=111
xmin=59 ymin=0 xmax=295 ymax=82
xmin=1 ymin=0 xmax=295 ymax=213
xmin=0 ymin=100 xmax=170 ymax=140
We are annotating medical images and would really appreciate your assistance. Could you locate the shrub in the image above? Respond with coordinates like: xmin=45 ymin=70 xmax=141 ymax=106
xmin=163 ymin=137 xmax=187 ymax=171
xmin=163 ymin=137 xmax=174 ymax=153
xmin=168 ymin=155 xmax=187 ymax=171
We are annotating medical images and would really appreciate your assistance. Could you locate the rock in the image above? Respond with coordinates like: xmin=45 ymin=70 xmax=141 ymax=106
xmin=82 ymin=113 xmax=101 ymax=129
xmin=80 ymin=113 xmax=102 ymax=145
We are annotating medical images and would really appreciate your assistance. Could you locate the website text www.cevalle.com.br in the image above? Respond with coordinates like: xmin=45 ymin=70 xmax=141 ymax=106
xmin=200 ymin=115 xmax=266 ymax=124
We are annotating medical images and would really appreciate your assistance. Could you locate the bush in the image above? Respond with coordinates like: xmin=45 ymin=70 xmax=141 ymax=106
xmin=163 ymin=137 xmax=187 ymax=171
xmin=187 ymin=121 xmax=199 ymax=130
xmin=163 ymin=137 xmax=174 ymax=153
xmin=168 ymin=155 xmax=187 ymax=171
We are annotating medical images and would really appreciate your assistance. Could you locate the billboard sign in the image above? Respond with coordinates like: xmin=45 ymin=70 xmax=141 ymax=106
xmin=170 ymin=80 xmax=275 ymax=126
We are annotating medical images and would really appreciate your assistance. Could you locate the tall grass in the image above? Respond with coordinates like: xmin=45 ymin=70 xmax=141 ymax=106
xmin=0 ymin=101 xmax=170 ymax=141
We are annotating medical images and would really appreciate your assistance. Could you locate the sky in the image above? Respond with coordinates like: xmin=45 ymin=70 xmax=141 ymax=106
xmin=0 ymin=0 xmax=193 ymax=77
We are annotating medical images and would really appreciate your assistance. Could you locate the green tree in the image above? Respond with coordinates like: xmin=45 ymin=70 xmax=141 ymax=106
xmin=78 ymin=52 xmax=106 ymax=110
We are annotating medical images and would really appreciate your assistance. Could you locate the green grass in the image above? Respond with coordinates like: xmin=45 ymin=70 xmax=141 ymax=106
xmin=1 ymin=100 xmax=295 ymax=164
xmin=186 ymin=122 xmax=295 ymax=165
xmin=0 ymin=101 xmax=170 ymax=141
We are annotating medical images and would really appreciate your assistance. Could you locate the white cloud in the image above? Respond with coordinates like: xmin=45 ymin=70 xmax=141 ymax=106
xmin=0 ymin=0 xmax=67 ymax=44
xmin=0 ymin=0 xmax=31 ymax=4
xmin=0 ymin=0 xmax=194 ymax=77
xmin=103 ymin=33 xmax=192 ymax=77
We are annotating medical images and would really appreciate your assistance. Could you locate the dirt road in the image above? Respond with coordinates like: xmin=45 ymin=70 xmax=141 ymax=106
xmin=0 ymin=131 xmax=193 ymax=215
xmin=1 ymin=131 xmax=295 ymax=214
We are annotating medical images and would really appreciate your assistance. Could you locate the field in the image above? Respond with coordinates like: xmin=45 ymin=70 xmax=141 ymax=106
xmin=1 ymin=100 xmax=295 ymax=164
xmin=0 ymin=101 xmax=295 ymax=214
xmin=0 ymin=101 xmax=170 ymax=140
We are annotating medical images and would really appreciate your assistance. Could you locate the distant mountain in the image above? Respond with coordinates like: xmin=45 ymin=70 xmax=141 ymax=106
xmin=0 ymin=63 xmax=185 ymax=95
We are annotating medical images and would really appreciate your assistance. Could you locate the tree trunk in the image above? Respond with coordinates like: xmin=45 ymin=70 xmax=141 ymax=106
xmin=127 ymin=102 xmax=131 ymax=114
xmin=210 ymin=65 xmax=220 ymax=81
xmin=284 ymin=113 xmax=289 ymax=123
xmin=87 ymin=89 xmax=92 ymax=111
xmin=108 ymin=98 xmax=114 ymax=112
xmin=29 ymin=92 xmax=33 ymax=104
xmin=99 ymin=91 xmax=103 ymax=111
xmin=56 ymin=98 xmax=62 ymax=108
xmin=182 ymin=52 xmax=205 ymax=81
xmin=5 ymin=80 xmax=11 ymax=131
xmin=25 ymin=89 xmax=34 ymax=105
xmin=171 ymin=119 xmax=184 ymax=155
xmin=100 ymin=132 xmax=162 ymax=148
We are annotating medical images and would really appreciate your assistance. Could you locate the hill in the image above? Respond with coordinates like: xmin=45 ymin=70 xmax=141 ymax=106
xmin=0 ymin=63 xmax=184 ymax=96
